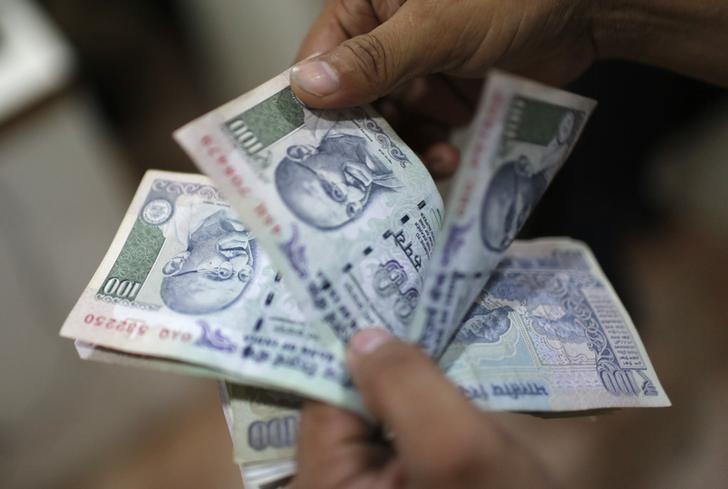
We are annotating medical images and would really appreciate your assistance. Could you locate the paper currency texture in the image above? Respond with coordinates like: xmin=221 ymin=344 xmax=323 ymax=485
xmin=61 ymin=71 xmax=668 ymax=420
xmin=411 ymin=72 xmax=597 ymax=357
xmin=174 ymin=71 xmax=444 ymax=342
xmin=59 ymin=170 xmax=360 ymax=410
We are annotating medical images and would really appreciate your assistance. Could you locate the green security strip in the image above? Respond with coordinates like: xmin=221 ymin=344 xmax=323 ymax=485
xmin=98 ymin=218 xmax=165 ymax=301
xmin=225 ymin=87 xmax=305 ymax=152
xmin=508 ymin=97 xmax=578 ymax=146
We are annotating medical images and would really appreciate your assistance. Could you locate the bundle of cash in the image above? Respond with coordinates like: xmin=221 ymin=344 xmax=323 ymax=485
xmin=59 ymin=70 xmax=669 ymax=475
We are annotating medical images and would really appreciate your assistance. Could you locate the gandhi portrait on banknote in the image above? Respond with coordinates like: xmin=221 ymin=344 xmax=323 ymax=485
xmin=480 ymin=110 xmax=579 ymax=252
xmin=274 ymin=132 xmax=403 ymax=230
xmin=161 ymin=209 xmax=255 ymax=314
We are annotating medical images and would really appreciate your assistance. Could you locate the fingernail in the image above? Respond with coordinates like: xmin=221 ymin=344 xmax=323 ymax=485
xmin=350 ymin=328 xmax=393 ymax=355
xmin=291 ymin=59 xmax=340 ymax=96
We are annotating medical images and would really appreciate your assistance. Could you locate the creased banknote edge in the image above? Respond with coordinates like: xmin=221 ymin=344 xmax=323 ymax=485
xmin=173 ymin=69 xmax=445 ymax=346
xmin=64 ymin=326 xmax=367 ymax=415
xmin=410 ymin=70 xmax=598 ymax=356
xmin=566 ymin=238 xmax=671 ymax=407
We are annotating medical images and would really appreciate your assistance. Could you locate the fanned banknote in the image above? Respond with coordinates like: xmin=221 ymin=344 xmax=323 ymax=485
xmin=239 ymin=461 xmax=295 ymax=489
xmin=174 ymin=71 xmax=444 ymax=342
xmin=411 ymin=73 xmax=597 ymax=357
xmin=222 ymin=384 xmax=300 ymax=466
xmin=218 ymin=382 xmax=296 ymax=488
xmin=442 ymin=239 xmax=668 ymax=411
xmin=57 ymin=68 xmax=671 ymax=481
xmin=217 ymin=238 xmax=668 ymax=473
xmin=59 ymin=170 xmax=361 ymax=411
xmin=62 ymin=177 xmax=668 ymax=488
xmin=61 ymin=71 xmax=669 ymax=422
xmin=61 ymin=173 xmax=668 ymax=415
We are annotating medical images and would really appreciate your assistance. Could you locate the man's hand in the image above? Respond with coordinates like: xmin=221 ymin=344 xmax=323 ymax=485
xmin=292 ymin=329 xmax=556 ymax=489
xmin=291 ymin=0 xmax=597 ymax=177
xmin=291 ymin=0 xmax=728 ymax=177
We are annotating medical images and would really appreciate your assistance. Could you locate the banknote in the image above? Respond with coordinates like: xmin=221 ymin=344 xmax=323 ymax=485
xmin=59 ymin=170 xmax=363 ymax=412
xmin=222 ymin=383 xmax=300 ymax=466
xmin=220 ymin=238 xmax=668 ymax=473
xmin=74 ymin=339 xmax=232 ymax=379
xmin=62 ymin=171 xmax=668 ymax=413
xmin=240 ymin=460 xmax=295 ymax=489
xmin=174 ymin=71 xmax=444 ymax=342
xmin=218 ymin=384 xmax=297 ymax=486
xmin=411 ymin=72 xmax=597 ymax=357
xmin=443 ymin=238 xmax=669 ymax=411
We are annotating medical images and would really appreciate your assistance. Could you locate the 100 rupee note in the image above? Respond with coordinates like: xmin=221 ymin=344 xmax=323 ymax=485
xmin=411 ymin=73 xmax=597 ymax=357
xmin=221 ymin=383 xmax=300 ymax=466
xmin=62 ymin=71 xmax=668 ymax=418
xmin=59 ymin=170 xmax=361 ymax=411
xmin=174 ymin=71 xmax=444 ymax=343
xmin=219 ymin=238 xmax=669 ymax=473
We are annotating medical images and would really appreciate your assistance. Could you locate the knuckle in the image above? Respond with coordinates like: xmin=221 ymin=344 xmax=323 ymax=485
xmin=333 ymin=0 xmax=376 ymax=36
xmin=335 ymin=0 xmax=369 ymax=18
xmin=341 ymin=33 xmax=392 ymax=88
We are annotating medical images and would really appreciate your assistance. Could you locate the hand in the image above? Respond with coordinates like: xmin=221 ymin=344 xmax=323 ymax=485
xmin=291 ymin=0 xmax=598 ymax=177
xmin=292 ymin=0 xmax=728 ymax=177
xmin=292 ymin=329 xmax=556 ymax=489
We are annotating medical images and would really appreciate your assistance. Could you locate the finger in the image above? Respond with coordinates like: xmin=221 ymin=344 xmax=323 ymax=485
xmin=291 ymin=2 xmax=456 ymax=108
xmin=398 ymin=117 xmax=451 ymax=154
xmin=441 ymin=77 xmax=484 ymax=107
xmin=373 ymin=98 xmax=404 ymax=131
xmin=295 ymin=401 xmax=393 ymax=489
xmin=371 ymin=103 xmax=460 ymax=178
xmin=421 ymin=142 xmax=460 ymax=178
xmin=390 ymin=76 xmax=474 ymax=127
xmin=347 ymin=329 xmax=502 ymax=483
xmin=296 ymin=0 xmax=380 ymax=62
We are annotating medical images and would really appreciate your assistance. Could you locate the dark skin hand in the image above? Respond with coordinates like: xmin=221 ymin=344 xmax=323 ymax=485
xmin=292 ymin=0 xmax=597 ymax=178
xmin=290 ymin=2 xmax=728 ymax=487
xmin=292 ymin=329 xmax=557 ymax=489
xmin=292 ymin=0 xmax=728 ymax=177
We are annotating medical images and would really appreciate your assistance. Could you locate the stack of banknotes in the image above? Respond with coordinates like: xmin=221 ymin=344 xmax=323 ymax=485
xmin=60 ymin=70 xmax=669 ymax=486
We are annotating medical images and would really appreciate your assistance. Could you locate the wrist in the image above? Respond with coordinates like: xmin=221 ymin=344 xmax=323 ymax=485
xmin=590 ymin=0 xmax=728 ymax=86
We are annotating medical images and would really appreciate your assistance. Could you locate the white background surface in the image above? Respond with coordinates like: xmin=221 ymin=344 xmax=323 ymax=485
xmin=0 ymin=0 xmax=72 ymax=122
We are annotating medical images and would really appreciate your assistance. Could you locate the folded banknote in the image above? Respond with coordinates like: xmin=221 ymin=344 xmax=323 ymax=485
xmin=61 ymin=171 xmax=668 ymax=414
xmin=60 ymin=70 xmax=668 ymax=425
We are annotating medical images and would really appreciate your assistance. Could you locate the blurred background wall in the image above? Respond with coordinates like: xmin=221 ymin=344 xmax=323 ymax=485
xmin=0 ymin=1 xmax=726 ymax=489
xmin=0 ymin=2 xmax=322 ymax=488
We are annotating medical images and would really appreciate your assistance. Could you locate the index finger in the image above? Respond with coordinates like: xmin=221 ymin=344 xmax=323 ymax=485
xmin=295 ymin=0 xmax=380 ymax=62
xmin=347 ymin=330 xmax=503 ymax=480
xmin=294 ymin=401 xmax=394 ymax=488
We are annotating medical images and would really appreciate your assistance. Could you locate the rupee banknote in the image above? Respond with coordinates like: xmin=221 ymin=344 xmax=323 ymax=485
xmin=221 ymin=383 xmax=300 ymax=466
xmin=217 ymin=238 xmax=669 ymax=472
xmin=239 ymin=460 xmax=295 ymax=489
xmin=61 ymin=172 xmax=668 ymax=415
xmin=442 ymin=238 xmax=668 ymax=411
xmin=59 ymin=170 xmax=363 ymax=411
xmin=218 ymin=383 xmax=296 ymax=488
xmin=410 ymin=74 xmax=597 ymax=357
xmin=61 ymin=70 xmax=669 ymax=416
xmin=174 ymin=70 xmax=444 ymax=343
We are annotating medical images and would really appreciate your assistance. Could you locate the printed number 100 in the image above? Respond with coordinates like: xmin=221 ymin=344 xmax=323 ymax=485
xmin=103 ymin=277 xmax=142 ymax=300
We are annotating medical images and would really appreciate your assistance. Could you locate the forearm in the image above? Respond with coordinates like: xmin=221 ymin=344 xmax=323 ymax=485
xmin=592 ymin=0 xmax=728 ymax=86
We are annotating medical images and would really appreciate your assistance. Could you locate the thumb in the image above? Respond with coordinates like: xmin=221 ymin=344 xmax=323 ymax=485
xmin=291 ymin=10 xmax=445 ymax=108
xmin=347 ymin=329 xmax=495 ymax=477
